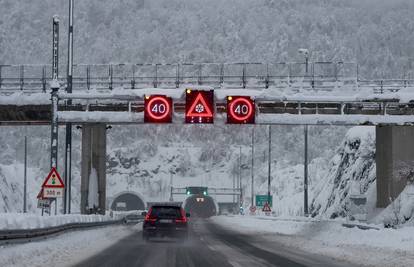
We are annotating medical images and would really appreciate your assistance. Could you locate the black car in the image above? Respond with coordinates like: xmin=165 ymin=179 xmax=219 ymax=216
xmin=142 ymin=204 xmax=190 ymax=241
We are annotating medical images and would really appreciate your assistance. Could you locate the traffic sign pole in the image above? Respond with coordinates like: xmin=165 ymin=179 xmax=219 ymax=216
xmin=65 ymin=0 xmax=74 ymax=214
xmin=304 ymin=125 xmax=309 ymax=216
xmin=251 ymin=126 xmax=255 ymax=207
xmin=239 ymin=146 xmax=242 ymax=208
xmin=23 ymin=136 xmax=27 ymax=213
xmin=267 ymin=125 xmax=272 ymax=204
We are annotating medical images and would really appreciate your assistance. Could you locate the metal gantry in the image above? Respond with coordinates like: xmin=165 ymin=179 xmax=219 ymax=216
xmin=1 ymin=62 xmax=413 ymax=93
xmin=171 ymin=187 xmax=242 ymax=196
xmin=1 ymin=62 xmax=411 ymax=92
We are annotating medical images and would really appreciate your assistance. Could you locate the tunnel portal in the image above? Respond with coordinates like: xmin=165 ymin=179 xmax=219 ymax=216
xmin=111 ymin=192 xmax=146 ymax=211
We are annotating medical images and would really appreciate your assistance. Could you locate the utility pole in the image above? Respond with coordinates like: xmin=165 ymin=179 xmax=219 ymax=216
xmin=304 ymin=125 xmax=309 ymax=216
xmin=305 ymin=55 xmax=309 ymax=75
xmin=232 ymin=172 xmax=235 ymax=203
xmin=239 ymin=146 xmax=242 ymax=206
xmin=50 ymin=15 xmax=59 ymax=170
xmin=251 ymin=127 xmax=255 ymax=206
xmin=298 ymin=48 xmax=309 ymax=77
xmin=50 ymin=16 xmax=60 ymax=215
xmin=64 ymin=0 xmax=74 ymax=214
xmin=169 ymin=171 xmax=173 ymax=201
xmin=267 ymin=125 xmax=272 ymax=204
xmin=23 ymin=136 xmax=27 ymax=213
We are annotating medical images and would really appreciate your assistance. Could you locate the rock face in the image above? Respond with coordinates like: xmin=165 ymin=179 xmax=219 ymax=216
xmin=310 ymin=127 xmax=376 ymax=219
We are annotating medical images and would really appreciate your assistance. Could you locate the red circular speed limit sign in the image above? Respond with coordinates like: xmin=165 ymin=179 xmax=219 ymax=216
xmin=144 ymin=95 xmax=173 ymax=123
xmin=227 ymin=96 xmax=255 ymax=124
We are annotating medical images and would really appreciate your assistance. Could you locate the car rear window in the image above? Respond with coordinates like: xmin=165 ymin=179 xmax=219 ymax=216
xmin=150 ymin=206 xmax=182 ymax=218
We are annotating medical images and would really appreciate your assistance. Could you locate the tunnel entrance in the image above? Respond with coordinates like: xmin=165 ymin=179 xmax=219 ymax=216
xmin=184 ymin=194 xmax=217 ymax=218
xmin=111 ymin=192 xmax=145 ymax=211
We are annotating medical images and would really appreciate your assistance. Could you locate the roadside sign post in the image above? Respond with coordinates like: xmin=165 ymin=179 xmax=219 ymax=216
xmin=262 ymin=202 xmax=272 ymax=215
xmin=37 ymin=189 xmax=51 ymax=216
xmin=255 ymin=195 xmax=273 ymax=208
xmin=249 ymin=205 xmax=257 ymax=215
xmin=38 ymin=168 xmax=65 ymax=215
xmin=42 ymin=168 xmax=65 ymax=198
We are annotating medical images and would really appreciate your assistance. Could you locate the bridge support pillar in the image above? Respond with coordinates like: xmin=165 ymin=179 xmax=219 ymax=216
xmin=376 ymin=126 xmax=413 ymax=208
xmin=81 ymin=124 xmax=107 ymax=215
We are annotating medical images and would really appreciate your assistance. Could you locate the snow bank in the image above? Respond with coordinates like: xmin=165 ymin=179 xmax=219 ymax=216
xmin=212 ymin=215 xmax=414 ymax=267
xmin=373 ymin=183 xmax=414 ymax=227
xmin=212 ymin=215 xmax=414 ymax=251
xmin=0 ymin=213 xmax=124 ymax=230
xmin=0 ymin=224 xmax=139 ymax=267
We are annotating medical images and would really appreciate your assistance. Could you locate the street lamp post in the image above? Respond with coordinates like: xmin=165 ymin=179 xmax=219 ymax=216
xmin=169 ymin=170 xmax=174 ymax=201
xmin=64 ymin=0 xmax=74 ymax=214
xmin=267 ymin=125 xmax=272 ymax=205
xmin=298 ymin=48 xmax=309 ymax=76
xmin=304 ymin=125 xmax=309 ymax=216
xmin=251 ymin=127 xmax=255 ymax=207
xmin=239 ymin=146 xmax=242 ymax=207
xmin=23 ymin=136 xmax=27 ymax=213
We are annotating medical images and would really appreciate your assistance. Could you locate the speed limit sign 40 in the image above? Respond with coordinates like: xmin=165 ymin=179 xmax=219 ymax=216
xmin=144 ymin=95 xmax=173 ymax=123
xmin=227 ymin=96 xmax=255 ymax=124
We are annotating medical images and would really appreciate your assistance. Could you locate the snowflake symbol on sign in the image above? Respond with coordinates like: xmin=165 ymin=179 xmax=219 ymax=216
xmin=195 ymin=104 xmax=205 ymax=113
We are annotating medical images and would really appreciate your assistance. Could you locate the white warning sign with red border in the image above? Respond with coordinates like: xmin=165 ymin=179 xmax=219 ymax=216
xmin=185 ymin=89 xmax=214 ymax=123
xmin=42 ymin=167 xmax=64 ymax=198
xmin=262 ymin=202 xmax=272 ymax=213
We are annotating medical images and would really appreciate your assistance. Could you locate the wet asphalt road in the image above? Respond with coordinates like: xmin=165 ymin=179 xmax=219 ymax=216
xmin=75 ymin=219 xmax=354 ymax=267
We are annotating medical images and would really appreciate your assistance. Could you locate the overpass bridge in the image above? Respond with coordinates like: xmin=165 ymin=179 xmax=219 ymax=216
xmin=1 ymin=62 xmax=413 ymax=215
xmin=1 ymin=62 xmax=414 ymax=125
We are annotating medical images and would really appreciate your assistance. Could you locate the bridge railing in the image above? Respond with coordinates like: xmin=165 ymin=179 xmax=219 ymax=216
xmin=1 ymin=62 xmax=411 ymax=92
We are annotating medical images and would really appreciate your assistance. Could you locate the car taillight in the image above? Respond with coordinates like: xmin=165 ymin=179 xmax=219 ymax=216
xmin=176 ymin=208 xmax=187 ymax=223
xmin=145 ymin=208 xmax=157 ymax=222
xmin=175 ymin=217 xmax=187 ymax=223
xmin=145 ymin=215 xmax=156 ymax=222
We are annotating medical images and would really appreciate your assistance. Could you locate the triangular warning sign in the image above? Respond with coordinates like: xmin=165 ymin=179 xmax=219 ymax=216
xmin=262 ymin=202 xmax=272 ymax=212
xmin=42 ymin=167 xmax=64 ymax=188
xmin=186 ymin=92 xmax=213 ymax=117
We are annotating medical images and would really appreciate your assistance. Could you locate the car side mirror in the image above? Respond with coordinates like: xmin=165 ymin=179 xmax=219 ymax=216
xmin=186 ymin=213 xmax=190 ymax=217
xmin=141 ymin=211 xmax=147 ymax=216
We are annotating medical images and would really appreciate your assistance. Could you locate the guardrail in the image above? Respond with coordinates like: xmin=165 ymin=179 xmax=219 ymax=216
xmin=0 ymin=216 xmax=142 ymax=245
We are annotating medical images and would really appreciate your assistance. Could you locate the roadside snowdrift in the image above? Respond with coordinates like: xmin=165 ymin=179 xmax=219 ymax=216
xmin=373 ymin=183 xmax=414 ymax=227
xmin=212 ymin=215 xmax=414 ymax=267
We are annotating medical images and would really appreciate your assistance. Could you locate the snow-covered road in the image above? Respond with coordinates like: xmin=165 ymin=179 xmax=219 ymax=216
xmin=76 ymin=219 xmax=350 ymax=267
xmin=1 ymin=216 xmax=413 ymax=267
xmin=212 ymin=215 xmax=414 ymax=267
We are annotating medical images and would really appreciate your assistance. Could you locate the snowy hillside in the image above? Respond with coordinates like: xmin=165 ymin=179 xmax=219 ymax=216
xmin=1 ymin=0 xmax=414 ymax=78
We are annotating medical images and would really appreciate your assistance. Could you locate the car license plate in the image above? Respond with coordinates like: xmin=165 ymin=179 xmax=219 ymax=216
xmin=159 ymin=219 xmax=173 ymax=223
